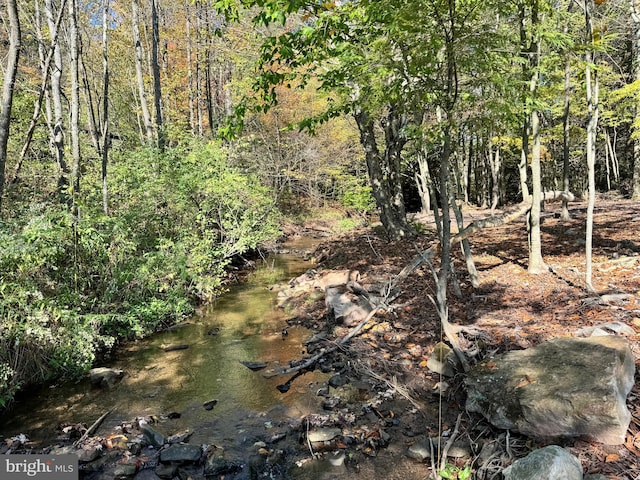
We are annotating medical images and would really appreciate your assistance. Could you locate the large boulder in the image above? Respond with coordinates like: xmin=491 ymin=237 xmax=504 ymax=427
xmin=465 ymin=336 xmax=635 ymax=444
xmin=502 ymin=445 xmax=582 ymax=480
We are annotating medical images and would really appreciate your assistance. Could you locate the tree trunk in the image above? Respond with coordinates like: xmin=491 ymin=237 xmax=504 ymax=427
xmin=0 ymin=0 xmax=21 ymax=212
xmin=101 ymin=0 xmax=110 ymax=215
xmin=519 ymin=3 xmax=531 ymax=203
xmin=632 ymin=0 xmax=640 ymax=199
xmin=584 ymin=0 xmax=598 ymax=292
xmin=132 ymin=0 xmax=154 ymax=144
xmin=527 ymin=0 xmax=547 ymax=274
xmin=489 ymin=139 xmax=501 ymax=211
xmin=186 ymin=1 xmax=195 ymax=134
xmin=46 ymin=0 xmax=70 ymax=195
xmin=68 ymin=0 xmax=81 ymax=207
xmin=561 ymin=47 xmax=571 ymax=220
xmin=353 ymin=107 xmax=414 ymax=241
xmin=151 ymin=0 xmax=165 ymax=151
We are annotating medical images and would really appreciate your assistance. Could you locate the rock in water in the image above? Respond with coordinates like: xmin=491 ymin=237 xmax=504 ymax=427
xmin=159 ymin=444 xmax=202 ymax=463
xmin=465 ymin=336 xmax=635 ymax=444
xmin=502 ymin=445 xmax=582 ymax=480
xmin=240 ymin=361 xmax=267 ymax=371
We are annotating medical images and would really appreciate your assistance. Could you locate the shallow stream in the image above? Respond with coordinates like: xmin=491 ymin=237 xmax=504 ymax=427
xmin=0 ymin=238 xmax=326 ymax=449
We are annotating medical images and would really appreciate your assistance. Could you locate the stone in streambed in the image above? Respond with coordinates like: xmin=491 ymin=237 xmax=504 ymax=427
xmin=159 ymin=444 xmax=202 ymax=463
xmin=139 ymin=423 xmax=166 ymax=448
xmin=502 ymin=445 xmax=582 ymax=480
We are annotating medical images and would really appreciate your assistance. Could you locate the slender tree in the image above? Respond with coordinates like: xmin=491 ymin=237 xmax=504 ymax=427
xmin=584 ymin=0 xmax=599 ymax=291
xmin=0 ymin=0 xmax=21 ymax=212
xmin=525 ymin=0 xmax=548 ymax=274
xmin=631 ymin=0 xmax=640 ymax=199
xmin=151 ymin=0 xmax=165 ymax=151
xmin=69 ymin=0 xmax=82 ymax=207
xmin=101 ymin=0 xmax=111 ymax=214
xmin=132 ymin=0 xmax=154 ymax=144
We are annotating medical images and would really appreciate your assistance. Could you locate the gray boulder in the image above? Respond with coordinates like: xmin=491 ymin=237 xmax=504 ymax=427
xmin=159 ymin=444 xmax=202 ymax=463
xmin=502 ymin=445 xmax=582 ymax=480
xmin=325 ymin=286 xmax=372 ymax=327
xmin=465 ymin=336 xmax=635 ymax=444
xmin=89 ymin=367 xmax=124 ymax=388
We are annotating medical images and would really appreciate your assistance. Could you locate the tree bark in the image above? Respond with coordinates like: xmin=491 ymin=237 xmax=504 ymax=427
xmin=0 ymin=0 xmax=21 ymax=212
xmin=631 ymin=0 xmax=640 ymax=199
xmin=69 ymin=0 xmax=82 ymax=209
xmin=132 ymin=0 xmax=154 ymax=144
xmin=151 ymin=0 xmax=165 ymax=151
xmin=101 ymin=0 xmax=110 ymax=215
xmin=353 ymin=106 xmax=414 ymax=241
xmin=584 ymin=0 xmax=598 ymax=292
xmin=561 ymin=46 xmax=571 ymax=220
xmin=526 ymin=0 xmax=547 ymax=274
xmin=46 ymin=0 xmax=70 ymax=194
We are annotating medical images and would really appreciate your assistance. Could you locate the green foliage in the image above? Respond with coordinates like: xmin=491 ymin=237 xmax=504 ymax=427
xmin=0 ymin=141 xmax=281 ymax=406
xmin=439 ymin=463 xmax=472 ymax=480
xmin=334 ymin=170 xmax=375 ymax=214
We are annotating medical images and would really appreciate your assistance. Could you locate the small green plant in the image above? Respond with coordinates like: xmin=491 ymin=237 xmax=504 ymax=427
xmin=439 ymin=463 xmax=472 ymax=480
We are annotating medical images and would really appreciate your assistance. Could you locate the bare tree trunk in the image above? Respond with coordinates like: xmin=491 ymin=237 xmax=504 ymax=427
xmin=632 ymin=0 xmax=640 ymax=199
xmin=518 ymin=3 xmax=531 ymax=204
xmin=151 ymin=0 xmax=165 ymax=151
xmin=584 ymin=0 xmax=599 ymax=292
xmin=561 ymin=50 xmax=571 ymax=220
xmin=80 ymin=54 xmax=102 ymax=155
xmin=132 ymin=0 xmax=154 ymax=144
xmin=527 ymin=0 xmax=547 ymax=274
xmin=0 ymin=0 xmax=21 ymax=212
xmin=415 ymin=147 xmax=432 ymax=213
xmin=68 ymin=0 xmax=81 ymax=206
xmin=489 ymin=139 xmax=501 ymax=211
xmin=185 ymin=1 xmax=196 ymax=134
xmin=46 ymin=0 xmax=70 ymax=194
xmin=451 ymin=197 xmax=479 ymax=288
xmin=101 ymin=0 xmax=110 ymax=215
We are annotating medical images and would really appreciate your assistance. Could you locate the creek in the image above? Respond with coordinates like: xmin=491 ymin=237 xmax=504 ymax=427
xmin=0 ymin=237 xmax=327 ymax=450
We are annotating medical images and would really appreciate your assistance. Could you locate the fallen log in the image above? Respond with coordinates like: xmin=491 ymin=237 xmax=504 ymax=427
xmin=73 ymin=410 xmax=112 ymax=447
xmin=392 ymin=202 xmax=531 ymax=290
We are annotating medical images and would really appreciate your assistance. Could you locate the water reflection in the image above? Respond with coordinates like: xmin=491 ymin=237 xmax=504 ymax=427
xmin=0 ymin=239 xmax=325 ymax=446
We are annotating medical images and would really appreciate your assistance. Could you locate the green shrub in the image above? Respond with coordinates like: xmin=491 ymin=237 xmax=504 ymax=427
xmin=0 ymin=141 xmax=282 ymax=406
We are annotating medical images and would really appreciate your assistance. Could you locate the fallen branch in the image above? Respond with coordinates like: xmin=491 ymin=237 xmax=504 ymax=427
xmin=263 ymin=307 xmax=380 ymax=378
xmin=439 ymin=413 xmax=463 ymax=472
xmin=73 ymin=409 xmax=112 ymax=447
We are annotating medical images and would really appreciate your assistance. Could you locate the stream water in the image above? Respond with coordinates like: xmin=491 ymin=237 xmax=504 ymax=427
xmin=0 ymin=238 xmax=327 ymax=450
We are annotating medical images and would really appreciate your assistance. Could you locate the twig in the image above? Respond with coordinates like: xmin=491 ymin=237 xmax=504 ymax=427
xmin=73 ymin=409 xmax=112 ymax=447
xmin=305 ymin=417 xmax=317 ymax=459
xmin=439 ymin=413 xmax=463 ymax=473
xmin=263 ymin=307 xmax=380 ymax=378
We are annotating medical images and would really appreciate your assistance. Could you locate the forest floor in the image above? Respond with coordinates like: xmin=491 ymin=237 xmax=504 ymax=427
xmin=284 ymin=195 xmax=640 ymax=479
